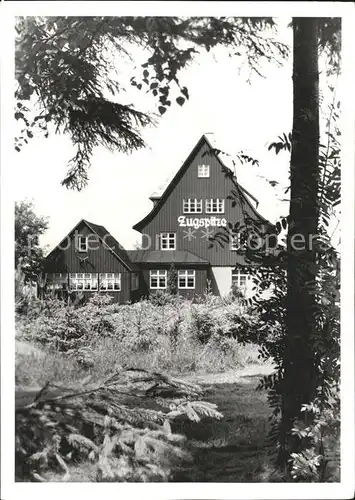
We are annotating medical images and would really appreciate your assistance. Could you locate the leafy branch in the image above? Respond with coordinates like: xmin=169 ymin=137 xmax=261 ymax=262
xmin=16 ymin=367 xmax=222 ymax=482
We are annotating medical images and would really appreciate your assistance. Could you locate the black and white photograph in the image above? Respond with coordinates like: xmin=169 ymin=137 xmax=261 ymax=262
xmin=1 ymin=1 xmax=354 ymax=499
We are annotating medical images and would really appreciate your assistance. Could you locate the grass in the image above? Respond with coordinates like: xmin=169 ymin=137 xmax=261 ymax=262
xmin=171 ymin=372 xmax=283 ymax=482
xmin=16 ymin=341 xmax=279 ymax=482
xmin=15 ymin=296 xmax=280 ymax=482
xmin=15 ymin=348 xmax=86 ymax=389
xmin=15 ymin=293 xmax=340 ymax=483
xmin=15 ymin=336 xmax=263 ymax=391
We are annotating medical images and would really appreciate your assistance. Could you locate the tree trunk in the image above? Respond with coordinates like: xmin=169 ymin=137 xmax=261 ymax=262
xmin=279 ymin=17 xmax=320 ymax=468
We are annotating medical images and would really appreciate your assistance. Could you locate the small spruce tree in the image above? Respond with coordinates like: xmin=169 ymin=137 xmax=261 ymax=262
xmin=167 ymin=264 xmax=178 ymax=295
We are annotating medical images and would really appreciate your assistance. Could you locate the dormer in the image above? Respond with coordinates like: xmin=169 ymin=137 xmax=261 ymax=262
xmin=149 ymin=192 xmax=161 ymax=207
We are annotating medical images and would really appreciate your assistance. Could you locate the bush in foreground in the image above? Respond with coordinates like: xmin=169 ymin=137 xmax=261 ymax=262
xmin=16 ymin=368 xmax=222 ymax=482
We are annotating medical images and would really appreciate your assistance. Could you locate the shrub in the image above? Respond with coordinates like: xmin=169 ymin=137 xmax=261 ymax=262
xmin=16 ymin=294 xmax=265 ymax=376
xmin=79 ymin=293 xmax=116 ymax=336
xmin=149 ymin=290 xmax=174 ymax=306
xmin=167 ymin=263 xmax=178 ymax=295
xmin=290 ymin=383 xmax=340 ymax=482
xmin=190 ymin=307 xmax=216 ymax=344
xmin=18 ymin=298 xmax=88 ymax=351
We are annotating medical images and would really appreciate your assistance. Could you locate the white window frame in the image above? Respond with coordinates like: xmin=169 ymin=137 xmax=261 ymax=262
xmin=131 ymin=272 xmax=139 ymax=291
xmin=197 ymin=164 xmax=210 ymax=178
xmin=150 ymin=270 xmax=167 ymax=289
xmin=99 ymin=273 xmax=121 ymax=292
xmin=178 ymin=269 xmax=195 ymax=289
xmin=78 ymin=236 xmax=88 ymax=252
xmin=69 ymin=273 xmax=98 ymax=291
xmin=160 ymin=232 xmax=176 ymax=250
xmin=47 ymin=273 xmax=68 ymax=290
xmin=205 ymin=198 xmax=225 ymax=214
xmin=230 ymin=233 xmax=241 ymax=251
xmin=183 ymin=198 xmax=203 ymax=214
xmin=231 ymin=270 xmax=251 ymax=289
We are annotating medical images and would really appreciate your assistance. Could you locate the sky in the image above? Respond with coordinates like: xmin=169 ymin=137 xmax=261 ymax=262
xmin=12 ymin=18 xmax=339 ymax=252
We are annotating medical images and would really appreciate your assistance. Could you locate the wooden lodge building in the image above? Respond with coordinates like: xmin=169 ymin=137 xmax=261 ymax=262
xmin=42 ymin=135 xmax=270 ymax=304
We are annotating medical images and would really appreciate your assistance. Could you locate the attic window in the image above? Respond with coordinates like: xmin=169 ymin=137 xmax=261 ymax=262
xmin=198 ymin=164 xmax=210 ymax=178
xmin=78 ymin=236 xmax=88 ymax=252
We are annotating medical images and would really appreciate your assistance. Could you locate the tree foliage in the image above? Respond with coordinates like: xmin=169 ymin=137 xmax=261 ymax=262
xmin=15 ymin=16 xmax=289 ymax=189
xmin=167 ymin=263 xmax=178 ymax=296
xmin=208 ymin=15 xmax=341 ymax=477
xmin=15 ymin=199 xmax=49 ymax=283
xmin=16 ymin=367 xmax=222 ymax=482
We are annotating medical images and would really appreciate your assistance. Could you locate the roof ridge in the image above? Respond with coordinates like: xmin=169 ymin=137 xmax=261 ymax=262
xmin=133 ymin=135 xmax=207 ymax=232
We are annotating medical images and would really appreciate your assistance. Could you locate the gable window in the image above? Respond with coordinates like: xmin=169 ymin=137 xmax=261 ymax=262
xmin=183 ymin=198 xmax=203 ymax=214
xmin=198 ymin=164 xmax=210 ymax=178
xmin=160 ymin=232 xmax=176 ymax=250
xmin=206 ymin=198 xmax=225 ymax=214
xmin=99 ymin=273 xmax=121 ymax=291
xmin=47 ymin=273 xmax=68 ymax=290
xmin=150 ymin=270 xmax=167 ymax=289
xmin=178 ymin=270 xmax=195 ymax=289
xmin=78 ymin=236 xmax=88 ymax=252
xmin=131 ymin=272 xmax=139 ymax=291
xmin=231 ymin=270 xmax=251 ymax=289
xmin=70 ymin=273 xmax=98 ymax=291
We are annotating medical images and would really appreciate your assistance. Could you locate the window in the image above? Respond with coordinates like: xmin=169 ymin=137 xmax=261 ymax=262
xmin=47 ymin=273 xmax=68 ymax=290
xmin=231 ymin=270 xmax=251 ymax=289
xmin=198 ymin=164 xmax=210 ymax=178
xmin=230 ymin=233 xmax=240 ymax=251
xmin=131 ymin=272 xmax=139 ymax=291
xmin=178 ymin=270 xmax=195 ymax=289
xmin=78 ymin=236 xmax=88 ymax=252
xmin=150 ymin=270 xmax=167 ymax=289
xmin=99 ymin=273 xmax=121 ymax=291
xmin=160 ymin=232 xmax=176 ymax=250
xmin=70 ymin=273 xmax=98 ymax=291
xmin=206 ymin=198 xmax=225 ymax=214
xmin=183 ymin=198 xmax=203 ymax=213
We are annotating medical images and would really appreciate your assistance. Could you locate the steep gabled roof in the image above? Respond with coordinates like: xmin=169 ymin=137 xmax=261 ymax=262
xmin=83 ymin=220 xmax=139 ymax=272
xmin=133 ymin=134 xmax=268 ymax=233
xmin=127 ymin=250 xmax=210 ymax=265
xmin=44 ymin=219 xmax=138 ymax=272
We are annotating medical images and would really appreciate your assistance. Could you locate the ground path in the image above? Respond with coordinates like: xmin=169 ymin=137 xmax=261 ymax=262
xmin=172 ymin=363 xmax=276 ymax=482
xmin=15 ymin=341 xmax=276 ymax=482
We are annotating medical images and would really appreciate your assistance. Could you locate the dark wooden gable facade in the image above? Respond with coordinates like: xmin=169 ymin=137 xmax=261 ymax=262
xmin=43 ymin=219 xmax=140 ymax=304
xmin=133 ymin=135 xmax=268 ymax=266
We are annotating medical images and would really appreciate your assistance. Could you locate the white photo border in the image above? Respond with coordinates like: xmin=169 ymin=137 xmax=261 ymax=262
xmin=1 ymin=2 xmax=354 ymax=499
